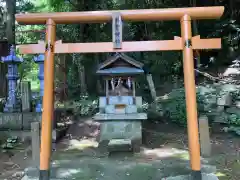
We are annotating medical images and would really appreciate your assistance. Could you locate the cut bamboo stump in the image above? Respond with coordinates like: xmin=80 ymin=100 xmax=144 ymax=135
xmin=199 ymin=115 xmax=211 ymax=157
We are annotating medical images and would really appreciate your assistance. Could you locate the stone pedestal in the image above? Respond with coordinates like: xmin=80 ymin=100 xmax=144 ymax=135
xmin=34 ymin=54 xmax=44 ymax=112
xmin=98 ymin=120 xmax=142 ymax=153
xmin=99 ymin=120 xmax=142 ymax=142
xmin=1 ymin=45 xmax=22 ymax=112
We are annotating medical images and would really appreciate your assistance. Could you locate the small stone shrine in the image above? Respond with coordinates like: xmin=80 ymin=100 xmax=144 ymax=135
xmin=93 ymin=53 xmax=147 ymax=153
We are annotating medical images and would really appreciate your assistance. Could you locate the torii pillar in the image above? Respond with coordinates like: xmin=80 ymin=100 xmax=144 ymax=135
xmin=39 ymin=19 xmax=56 ymax=179
xmin=181 ymin=14 xmax=201 ymax=178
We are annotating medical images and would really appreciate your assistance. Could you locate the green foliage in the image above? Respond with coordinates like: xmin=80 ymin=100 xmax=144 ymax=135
xmin=13 ymin=0 xmax=240 ymax=100
xmin=156 ymin=88 xmax=204 ymax=125
xmin=72 ymin=99 xmax=98 ymax=116
xmin=1 ymin=136 xmax=18 ymax=150
xmin=22 ymin=66 xmax=40 ymax=91
xmin=5 ymin=0 xmax=240 ymax=125
xmin=59 ymin=96 xmax=99 ymax=117
xmin=228 ymin=114 xmax=240 ymax=125
xmin=154 ymin=84 xmax=240 ymax=134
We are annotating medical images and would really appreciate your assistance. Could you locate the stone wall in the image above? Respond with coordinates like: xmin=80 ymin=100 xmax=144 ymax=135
xmin=197 ymin=83 xmax=240 ymax=134
xmin=0 ymin=112 xmax=41 ymax=130
xmin=154 ymin=82 xmax=240 ymax=135
xmin=0 ymin=110 xmax=63 ymax=131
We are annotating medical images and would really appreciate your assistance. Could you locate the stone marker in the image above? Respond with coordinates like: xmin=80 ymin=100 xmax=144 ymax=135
xmin=21 ymin=81 xmax=32 ymax=112
xmin=199 ymin=115 xmax=211 ymax=157
xmin=31 ymin=122 xmax=40 ymax=168
xmin=217 ymin=92 xmax=232 ymax=106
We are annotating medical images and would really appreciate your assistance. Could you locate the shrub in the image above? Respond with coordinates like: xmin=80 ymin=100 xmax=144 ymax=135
xmin=155 ymin=88 xmax=205 ymax=126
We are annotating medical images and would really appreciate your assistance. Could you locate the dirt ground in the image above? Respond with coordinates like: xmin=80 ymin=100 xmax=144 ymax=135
xmin=0 ymin=120 xmax=239 ymax=180
xmin=0 ymin=141 xmax=30 ymax=180
xmin=142 ymin=121 xmax=240 ymax=180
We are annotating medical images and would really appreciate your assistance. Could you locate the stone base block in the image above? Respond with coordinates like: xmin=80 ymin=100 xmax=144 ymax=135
xmin=98 ymin=120 xmax=142 ymax=152
xmin=98 ymin=120 xmax=142 ymax=142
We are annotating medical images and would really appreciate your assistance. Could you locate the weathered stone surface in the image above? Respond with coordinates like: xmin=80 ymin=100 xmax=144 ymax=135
xmin=213 ymin=112 xmax=228 ymax=123
xmin=135 ymin=96 xmax=143 ymax=108
xmin=0 ymin=113 xmax=22 ymax=130
xmin=31 ymin=122 xmax=40 ymax=168
xmin=125 ymin=105 xmax=137 ymax=113
xmin=226 ymin=107 xmax=240 ymax=115
xmin=217 ymin=93 xmax=232 ymax=106
xmin=216 ymin=106 xmax=224 ymax=112
xmin=93 ymin=113 xmax=147 ymax=120
xmin=99 ymin=121 xmax=142 ymax=142
xmin=197 ymin=85 xmax=217 ymax=112
xmin=199 ymin=116 xmax=211 ymax=157
xmin=20 ymin=81 xmax=32 ymax=112
xmin=235 ymin=101 xmax=240 ymax=108
xmin=3 ymin=46 xmax=22 ymax=112
xmin=0 ymin=112 xmax=42 ymax=130
xmin=22 ymin=113 xmax=42 ymax=130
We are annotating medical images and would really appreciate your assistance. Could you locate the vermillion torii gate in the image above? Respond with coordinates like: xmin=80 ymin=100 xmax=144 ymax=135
xmin=16 ymin=6 xmax=224 ymax=180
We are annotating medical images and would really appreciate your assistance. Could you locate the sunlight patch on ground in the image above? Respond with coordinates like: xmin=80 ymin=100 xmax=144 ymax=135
xmin=116 ymin=161 xmax=152 ymax=170
xmin=174 ymin=152 xmax=190 ymax=160
xmin=57 ymin=168 xmax=83 ymax=178
xmin=142 ymin=147 xmax=188 ymax=158
xmin=215 ymin=172 xmax=226 ymax=177
xmin=67 ymin=139 xmax=98 ymax=150
xmin=52 ymin=160 xmax=74 ymax=167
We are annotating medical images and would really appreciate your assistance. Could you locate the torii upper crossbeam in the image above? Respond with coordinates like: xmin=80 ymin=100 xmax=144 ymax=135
xmin=15 ymin=6 xmax=224 ymax=180
xmin=16 ymin=6 xmax=224 ymax=24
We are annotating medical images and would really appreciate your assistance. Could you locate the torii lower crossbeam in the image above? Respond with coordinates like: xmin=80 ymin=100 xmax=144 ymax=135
xmin=17 ymin=36 xmax=221 ymax=54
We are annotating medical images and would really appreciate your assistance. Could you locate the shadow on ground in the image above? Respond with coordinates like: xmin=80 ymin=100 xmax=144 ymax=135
xmin=23 ymin=119 xmax=214 ymax=180
xmin=22 ymin=118 xmax=239 ymax=180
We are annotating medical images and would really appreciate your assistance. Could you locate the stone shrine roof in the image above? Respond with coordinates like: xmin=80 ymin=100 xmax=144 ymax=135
xmin=96 ymin=53 xmax=144 ymax=75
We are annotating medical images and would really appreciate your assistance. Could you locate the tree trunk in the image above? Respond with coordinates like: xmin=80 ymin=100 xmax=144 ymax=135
xmin=0 ymin=0 xmax=16 ymax=97
xmin=77 ymin=15 xmax=87 ymax=95
xmin=0 ymin=64 xmax=7 ymax=97
xmin=95 ymin=24 xmax=102 ymax=94
xmin=6 ymin=0 xmax=15 ymax=45
xmin=146 ymin=74 xmax=157 ymax=100
xmin=79 ymin=65 xmax=86 ymax=95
